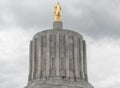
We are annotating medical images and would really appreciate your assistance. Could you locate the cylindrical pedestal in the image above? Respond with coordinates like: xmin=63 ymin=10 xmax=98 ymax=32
xmin=53 ymin=21 xmax=63 ymax=29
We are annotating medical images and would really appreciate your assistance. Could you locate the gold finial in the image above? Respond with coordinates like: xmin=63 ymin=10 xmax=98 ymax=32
xmin=54 ymin=2 xmax=61 ymax=21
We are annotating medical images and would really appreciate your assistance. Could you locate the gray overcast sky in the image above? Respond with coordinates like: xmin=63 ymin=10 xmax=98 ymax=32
xmin=0 ymin=0 xmax=120 ymax=88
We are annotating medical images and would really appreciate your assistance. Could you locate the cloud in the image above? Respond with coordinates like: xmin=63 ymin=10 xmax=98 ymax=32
xmin=64 ymin=0 xmax=120 ymax=38
xmin=86 ymin=37 xmax=120 ymax=88
xmin=0 ymin=0 xmax=120 ymax=38
xmin=0 ymin=27 xmax=40 ymax=88
xmin=0 ymin=28 xmax=28 ymax=88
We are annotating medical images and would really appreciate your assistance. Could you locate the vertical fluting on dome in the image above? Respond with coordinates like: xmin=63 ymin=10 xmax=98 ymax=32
xmin=28 ymin=41 xmax=32 ymax=81
xmin=28 ymin=30 xmax=88 ymax=82
xmin=41 ymin=35 xmax=47 ymax=78
xmin=59 ymin=34 xmax=66 ymax=77
xmin=73 ymin=36 xmax=80 ymax=80
xmin=46 ymin=35 xmax=50 ymax=78
xmin=83 ymin=40 xmax=88 ymax=81
xmin=50 ymin=34 xmax=56 ymax=77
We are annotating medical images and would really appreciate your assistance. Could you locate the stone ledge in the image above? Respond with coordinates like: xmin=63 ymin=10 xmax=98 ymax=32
xmin=25 ymin=79 xmax=94 ymax=88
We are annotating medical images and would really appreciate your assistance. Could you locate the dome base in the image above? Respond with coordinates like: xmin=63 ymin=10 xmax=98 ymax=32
xmin=25 ymin=79 xmax=94 ymax=88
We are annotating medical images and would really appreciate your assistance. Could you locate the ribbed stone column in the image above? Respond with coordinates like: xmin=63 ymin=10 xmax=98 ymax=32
xmin=25 ymin=28 xmax=93 ymax=88
xmin=56 ymin=34 xmax=60 ymax=77
xmin=35 ymin=37 xmax=41 ymax=79
xmin=83 ymin=40 xmax=88 ymax=81
xmin=65 ymin=35 xmax=70 ymax=79
xmin=59 ymin=34 xmax=66 ymax=78
xmin=80 ymin=38 xmax=85 ymax=79
xmin=31 ymin=39 xmax=35 ymax=80
xmin=74 ymin=36 xmax=80 ymax=80
xmin=50 ymin=34 xmax=56 ymax=77
xmin=41 ymin=35 xmax=47 ymax=78
xmin=28 ymin=41 xmax=32 ymax=81
xmin=68 ymin=35 xmax=74 ymax=81
xmin=28 ymin=30 xmax=88 ymax=81
xmin=46 ymin=35 xmax=50 ymax=78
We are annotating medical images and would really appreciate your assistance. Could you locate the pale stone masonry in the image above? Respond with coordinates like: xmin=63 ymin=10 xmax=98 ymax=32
xmin=25 ymin=21 xmax=94 ymax=88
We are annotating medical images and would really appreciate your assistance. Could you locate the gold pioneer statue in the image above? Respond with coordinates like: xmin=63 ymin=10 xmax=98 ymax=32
xmin=54 ymin=2 xmax=61 ymax=21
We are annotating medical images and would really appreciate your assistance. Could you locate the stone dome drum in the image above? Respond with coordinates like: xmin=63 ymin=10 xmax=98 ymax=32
xmin=29 ymin=29 xmax=86 ymax=80
xmin=25 ymin=28 xmax=93 ymax=88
